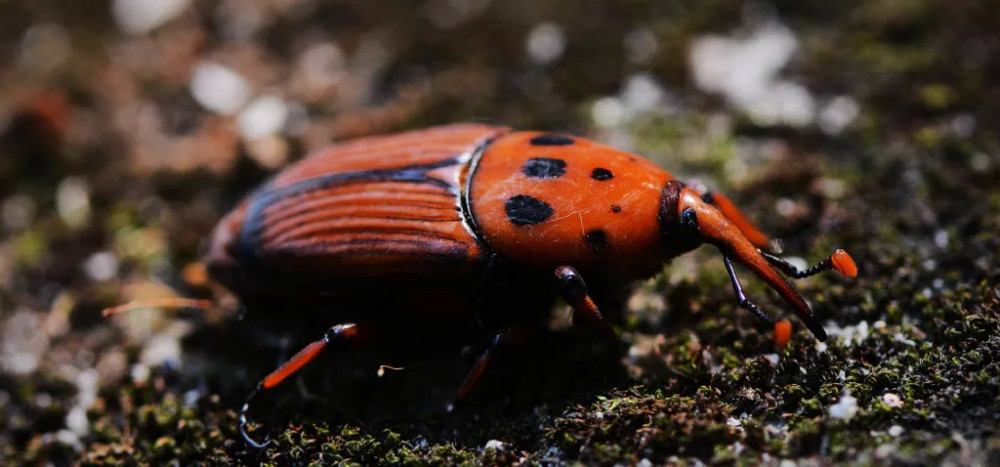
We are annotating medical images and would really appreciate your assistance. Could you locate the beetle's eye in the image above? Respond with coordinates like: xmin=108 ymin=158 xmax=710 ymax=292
xmin=681 ymin=208 xmax=698 ymax=232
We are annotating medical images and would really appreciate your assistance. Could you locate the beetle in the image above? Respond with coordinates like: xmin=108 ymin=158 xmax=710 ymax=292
xmin=204 ymin=123 xmax=857 ymax=447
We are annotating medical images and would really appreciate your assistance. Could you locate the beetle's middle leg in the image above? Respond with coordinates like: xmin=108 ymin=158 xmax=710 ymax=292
xmin=554 ymin=266 xmax=619 ymax=344
xmin=240 ymin=323 xmax=380 ymax=448
xmin=456 ymin=324 xmax=538 ymax=400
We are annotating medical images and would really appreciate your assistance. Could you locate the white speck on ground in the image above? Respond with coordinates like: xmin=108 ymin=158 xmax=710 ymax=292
xmin=140 ymin=334 xmax=182 ymax=368
xmin=934 ymin=230 xmax=950 ymax=248
xmin=883 ymin=392 xmax=904 ymax=409
xmin=621 ymin=73 xmax=665 ymax=115
xmin=592 ymin=97 xmax=625 ymax=128
xmin=83 ymin=251 xmax=120 ymax=282
xmin=689 ymin=20 xmax=816 ymax=127
xmin=238 ymin=95 xmax=289 ymax=141
xmin=827 ymin=320 xmax=870 ymax=346
xmin=56 ymin=177 xmax=91 ymax=229
xmin=526 ymin=23 xmax=565 ymax=65
xmin=18 ymin=23 xmax=71 ymax=73
xmin=2 ymin=194 xmax=36 ymax=230
xmin=66 ymin=405 xmax=89 ymax=435
xmin=484 ymin=439 xmax=505 ymax=452
xmin=131 ymin=363 xmax=151 ymax=384
xmin=190 ymin=62 xmax=252 ymax=115
xmin=818 ymin=96 xmax=861 ymax=135
xmin=1 ymin=308 xmax=49 ymax=375
xmin=829 ymin=391 xmax=858 ymax=420
xmin=624 ymin=28 xmax=658 ymax=65
xmin=112 ymin=0 xmax=192 ymax=35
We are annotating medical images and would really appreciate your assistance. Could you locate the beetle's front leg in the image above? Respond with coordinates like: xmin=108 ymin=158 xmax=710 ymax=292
xmin=554 ymin=266 xmax=619 ymax=344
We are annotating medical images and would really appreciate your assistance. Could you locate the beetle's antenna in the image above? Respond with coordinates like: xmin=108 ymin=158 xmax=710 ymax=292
xmin=101 ymin=298 xmax=216 ymax=317
xmin=761 ymin=249 xmax=858 ymax=279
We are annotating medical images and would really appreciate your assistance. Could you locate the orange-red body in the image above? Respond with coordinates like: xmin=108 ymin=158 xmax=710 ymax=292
xmin=209 ymin=124 xmax=689 ymax=321
xmin=205 ymin=123 xmax=855 ymax=447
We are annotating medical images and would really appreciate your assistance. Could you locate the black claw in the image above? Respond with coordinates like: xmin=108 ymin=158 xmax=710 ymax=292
xmin=801 ymin=315 xmax=828 ymax=342
xmin=239 ymin=418 xmax=271 ymax=449
xmin=239 ymin=388 xmax=271 ymax=449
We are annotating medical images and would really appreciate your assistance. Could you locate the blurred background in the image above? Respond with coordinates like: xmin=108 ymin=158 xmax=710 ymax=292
xmin=2 ymin=0 xmax=999 ymax=464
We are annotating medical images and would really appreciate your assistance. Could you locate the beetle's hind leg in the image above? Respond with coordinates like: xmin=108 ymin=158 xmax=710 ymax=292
xmin=554 ymin=266 xmax=619 ymax=344
xmin=240 ymin=323 xmax=379 ymax=448
xmin=456 ymin=324 xmax=538 ymax=400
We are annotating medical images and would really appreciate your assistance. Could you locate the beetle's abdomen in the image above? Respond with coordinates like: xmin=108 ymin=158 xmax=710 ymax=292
xmin=207 ymin=124 xmax=509 ymax=296
xmin=468 ymin=131 xmax=673 ymax=280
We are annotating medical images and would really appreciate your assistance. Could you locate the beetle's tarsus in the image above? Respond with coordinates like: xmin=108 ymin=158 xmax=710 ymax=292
xmin=740 ymin=298 xmax=775 ymax=324
xmin=239 ymin=389 xmax=272 ymax=449
xmin=456 ymin=325 xmax=537 ymax=399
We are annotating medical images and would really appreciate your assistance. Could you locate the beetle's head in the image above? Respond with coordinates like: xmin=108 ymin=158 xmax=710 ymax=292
xmin=659 ymin=181 xmax=856 ymax=341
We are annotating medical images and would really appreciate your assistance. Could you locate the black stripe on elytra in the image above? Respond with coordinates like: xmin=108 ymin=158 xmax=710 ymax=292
xmin=522 ymin=157 xmax=567 ymax=178
xmin=284 ymin=231 xmax=471 ymax=248
xmin=529 ymin=134 xmax=574 ymax=146
xmin=239 ymin=157 xmax=461 ymax=264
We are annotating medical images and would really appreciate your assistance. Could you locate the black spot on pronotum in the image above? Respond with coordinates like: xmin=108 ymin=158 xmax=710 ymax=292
xmin=505 ymin=195 xmax=554 ymax=226
xmin=591 ymin=168 xmax=613 ymax=181
xmin=523 ymin=158 xmax=567 ymax=178
xmin=529 ymin=134 xmax=574 ymax=146
xmin=584 ymin=230 xmax=609 ymax=253
xmin=610 ymin=205 xmax=622 ymax=213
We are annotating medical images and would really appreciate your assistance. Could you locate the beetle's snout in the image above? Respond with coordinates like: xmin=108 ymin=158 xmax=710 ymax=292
xmin=675 ymin=186 xmax=829 ymax=340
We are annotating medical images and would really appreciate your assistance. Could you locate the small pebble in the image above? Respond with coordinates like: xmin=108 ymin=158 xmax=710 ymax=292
xmin=882 ymin=393 xmax=904 ymax=409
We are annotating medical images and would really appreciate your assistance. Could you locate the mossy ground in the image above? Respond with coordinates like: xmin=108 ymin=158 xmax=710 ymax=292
xmin=2 ymin=1 xmax=999 ymax=465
